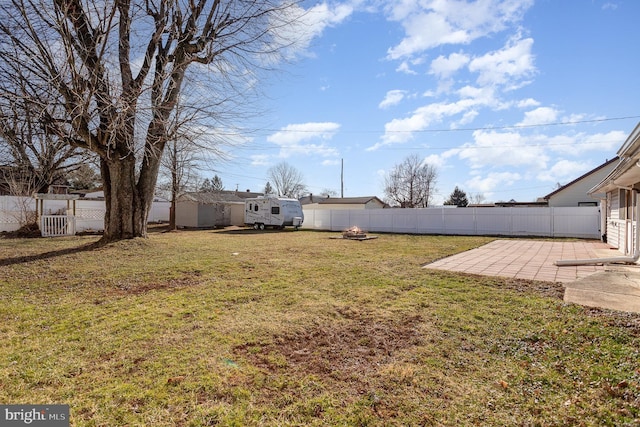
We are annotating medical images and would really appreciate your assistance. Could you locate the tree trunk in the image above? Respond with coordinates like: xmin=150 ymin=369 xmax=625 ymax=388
xmin=99 ymin=116 xmax=166 ymax=242
xmin=100 ymin=156 xmax=146 ymax=242
xmin=169 ymin=147 xmax=178 ymax=231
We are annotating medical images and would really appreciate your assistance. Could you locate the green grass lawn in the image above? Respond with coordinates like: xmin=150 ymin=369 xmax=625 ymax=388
xmin=1 ymin=228 xmax=639 ymax=426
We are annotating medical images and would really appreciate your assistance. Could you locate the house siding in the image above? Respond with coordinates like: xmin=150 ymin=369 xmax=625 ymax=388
xmin=607 ymin=190 xmax=622 ymax=250
xmin=547 ymin=162 xmax=617 ymax=207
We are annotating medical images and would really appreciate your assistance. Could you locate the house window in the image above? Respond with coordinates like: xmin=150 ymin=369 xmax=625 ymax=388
xmin=271 ymin=206 xmax=280 ymax=215
xmin=578 ymin=202 xmax=597 ymax=207
xmin=619 ymin=189 xmax=633 ymax=220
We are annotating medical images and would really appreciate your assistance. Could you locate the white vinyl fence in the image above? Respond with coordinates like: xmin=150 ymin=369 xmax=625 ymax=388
xmin=0 ymin=196 xmax=170 ymax=234
xmin=0 ymin=196 xmax=36 ymax=232
xmin=0 ymin=196 xmax=600 ymax=239
xmin=302 ymin=206 xmax=601 ymax=239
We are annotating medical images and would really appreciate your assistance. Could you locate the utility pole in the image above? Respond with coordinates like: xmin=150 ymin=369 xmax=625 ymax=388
xmin=341 ymin=158 xmax=344 ymax=198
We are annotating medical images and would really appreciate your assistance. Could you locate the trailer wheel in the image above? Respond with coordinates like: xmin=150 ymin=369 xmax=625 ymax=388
xmin=259 ymin=223 xmax=265 ymax=230
xmin=253 ymin=223 xmax=259 ymax=230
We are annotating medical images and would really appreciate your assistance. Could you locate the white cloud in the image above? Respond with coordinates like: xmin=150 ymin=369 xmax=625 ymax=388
xmin=518 ymin=106 xmax=560 ymax=126
xmin=250 ymin=154 xmax=270 ymax=166
xmin=379 ymin=90 xmax=407 ymax=109
xmin=371 ymin=102 xmax=466 ymax=148
xmin=429 ymin=52 xmax=470 ymax=79
xmin=386 ymin=0 xmax=534 ymax=60
xmin=423 ymin=153 xmax=448 ymax=169
xmin=268 ymin=122 xmax=340 ymax=144
xmin=274 ymin=2 xmax=357 ymax=58
xmin=538 ymin=160 xmax=592 ymax=183
xmin=267 ymin=122 xmax=341 ymax=159
xmin=396 ymin=60 xmax=418 ymax=75
xmin=468 ymin=35 xmax=536 ymax=89
xmin=548 ymin=131 xmax=626 ymax=155
xmin=369 ymin=88 xmax=500 ymax=150
xmin=455 ymin=110 xmax=479 ymax=126
xmin=465 ymin=171 xmax=522 ymax=194
xmin=516 ymin=98 xmax=540 ymax=108
xmin=457 ymin=130 xmax=548 ymax=170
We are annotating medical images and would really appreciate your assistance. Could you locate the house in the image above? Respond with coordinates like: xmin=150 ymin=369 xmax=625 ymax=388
xmin=589 ymin=123 xmax=640 ymax=255
xmin=176 ymin=191 xmax=253 ymax=228
xmin=542 ymin=157 xmax=619 ymax=207
xmin=302 ymin=196 xmax=387 ymax=210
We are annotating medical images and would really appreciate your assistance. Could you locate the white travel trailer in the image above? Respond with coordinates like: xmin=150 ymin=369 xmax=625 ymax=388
xmin=244 ymin=197 xmax=304 ymax=230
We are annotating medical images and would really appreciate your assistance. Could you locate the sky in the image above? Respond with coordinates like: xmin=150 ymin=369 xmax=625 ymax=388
xmin=210 ymin=0 xmax=640 ymax=205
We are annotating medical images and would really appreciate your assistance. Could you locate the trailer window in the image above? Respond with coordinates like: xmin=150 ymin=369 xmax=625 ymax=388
xmin=254 ymin=204 xmax=259 ymax=212
xmin=248 ymin=203 xmax=252 ymax=211
xmin=271 ymin=206 xmax=280 ymax=215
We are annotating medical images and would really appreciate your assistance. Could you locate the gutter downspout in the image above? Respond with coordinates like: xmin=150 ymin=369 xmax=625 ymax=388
xmin=555 ymin=188 xmax=640 ymax=266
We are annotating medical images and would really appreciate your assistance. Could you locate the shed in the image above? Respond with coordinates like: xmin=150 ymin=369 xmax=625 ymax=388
xmin=176 ymin=192 xmax=245 ymax=228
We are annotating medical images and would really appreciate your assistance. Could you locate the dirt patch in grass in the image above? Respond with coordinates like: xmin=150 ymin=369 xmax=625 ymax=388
xmin=482 ymin=276 xmax=566 ymax=300
xmin=234 ymin=308 xmax=424 ymax=388
xmin=582 ymin=306 xmax=640 ymax=336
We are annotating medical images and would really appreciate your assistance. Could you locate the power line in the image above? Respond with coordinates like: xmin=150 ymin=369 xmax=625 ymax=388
xmin=257 ymin=115 xmax=640 ymax=134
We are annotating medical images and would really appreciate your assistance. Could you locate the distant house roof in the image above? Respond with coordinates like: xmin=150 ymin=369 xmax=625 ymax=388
xmin=299 ymin=194 xmax=330 ymax=205
xmin=495 ymin=201 xmax=548 ymax=207
xmin=470 ymin=201 xmax=548 ymax=207
xmin=542 ymin=157 xmax=619 ymax=200
xmin=312 ymin=196 xmax=387 ymax=206
xmin=223 ymin=190 xmax=264 ymax=199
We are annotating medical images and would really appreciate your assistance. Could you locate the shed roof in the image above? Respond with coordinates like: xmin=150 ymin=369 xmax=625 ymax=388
xmin=179 ymin=192 xmax=245 ymax=204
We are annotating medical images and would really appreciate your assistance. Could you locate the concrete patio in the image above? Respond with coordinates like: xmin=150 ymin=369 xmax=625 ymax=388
xmin=423 ymin=239 xmax=640 ymax=313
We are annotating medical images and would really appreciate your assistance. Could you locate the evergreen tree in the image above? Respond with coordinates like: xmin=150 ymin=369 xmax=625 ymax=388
xmin=199 ymin=178 xmax=213 ymax=192
xmin=444 ymin=186 xmax=469 ymax=207
xmin=264 ymin=182 xmax=275 ymax=195
xmin=211 ymin=175 xmax=224 ymax=191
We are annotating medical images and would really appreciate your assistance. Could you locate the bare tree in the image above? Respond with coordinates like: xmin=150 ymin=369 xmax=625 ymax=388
xmin=1 ymin=168 xmax=38 ymax=228
xmin=384 ymin=154 xmax=438 ymax=208
xmin=160 ymin=134 xmax=202 ymax=230
xmin=0 ymin=0 xmax=302 ymax=241
xmin=320 ymin=188 xmax=338 ymax=197
xmin=468 ymin=192 xmax=486 ymax=205
xmin=159 ymin=96 xmax=228 ymax=230
xmin=0 ymin=84 xmax=88 ymax=194
xmin=268 ymin=161 xmax=307 ymax=198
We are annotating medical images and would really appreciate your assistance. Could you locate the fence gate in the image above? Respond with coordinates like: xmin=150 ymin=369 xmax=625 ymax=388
xmin=41 ymin=215 xmax=76 ymax=237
